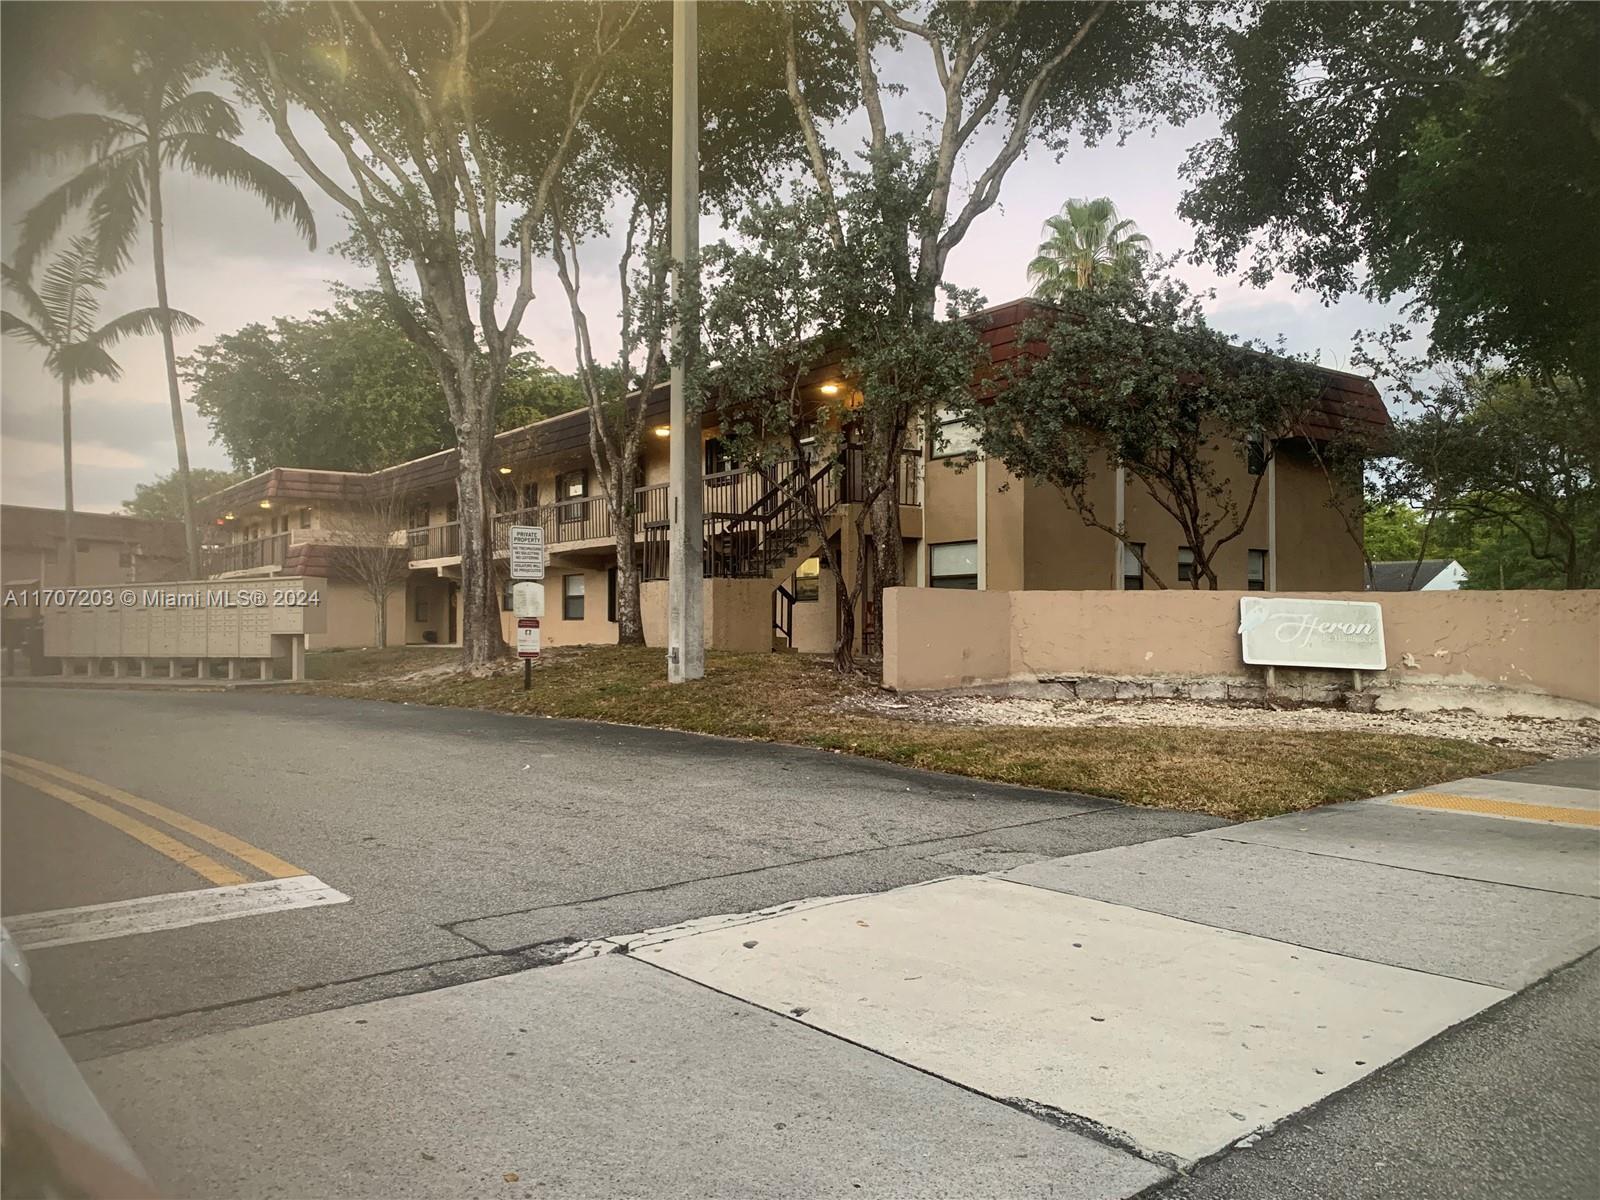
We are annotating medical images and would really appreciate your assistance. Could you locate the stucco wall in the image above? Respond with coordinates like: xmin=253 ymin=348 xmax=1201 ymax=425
xmin=883 ymin=586 xmax=1600 ymax=710
xmin=308 ymin=581 xmax=407 ymax=649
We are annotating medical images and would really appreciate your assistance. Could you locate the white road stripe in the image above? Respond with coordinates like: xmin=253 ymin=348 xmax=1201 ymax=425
xmin=4 ymin=874 xmax=350 ymax=950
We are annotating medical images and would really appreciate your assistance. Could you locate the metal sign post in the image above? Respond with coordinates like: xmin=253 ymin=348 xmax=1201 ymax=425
xmin=510 ymin=528 xmax=545 ymax=693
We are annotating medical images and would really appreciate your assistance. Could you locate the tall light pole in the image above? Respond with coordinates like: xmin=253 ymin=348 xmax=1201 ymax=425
xmin=666 ymin=0 xmax=704 ymax=683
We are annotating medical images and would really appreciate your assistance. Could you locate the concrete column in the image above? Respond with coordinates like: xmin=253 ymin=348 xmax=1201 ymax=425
xmin=260 ymin=658 xmax=271 ymax=680
xmin=1113 ymin=465 xmax=1127 ymax=589
xmin=1266 ymin=452 xmax=1279 ymax=591
xmin=290 ymin=636 xmax=306 ymax=681
xmin=976 ymin=456 xmax=988 ymax=591
xmin=111 ymin=659 xmax=124 ymax=679
xmin=168 ymin=658 xmax=180 ymax=679
xmin=227 ymin=659 xmax=240 ymax=681
xmin=666 ymin=0 xmax=704 ymax=683
xmin=88 ymin=657 xmax=100 ymax=677
xmin=140 ymin=659 xmax=151 ymax=679
xmin=197 ymin=658 xmax=209 ymax=680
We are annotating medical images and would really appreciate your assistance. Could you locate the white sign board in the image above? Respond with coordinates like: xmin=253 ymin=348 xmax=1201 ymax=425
xmin=516 ymin=616 xmax=541 ymax=659
xmin=509 ymin=525 xmax=545 ymax=581
xmin=1239 ymin=597 xmax=1386 ymax=671
xmin=512 ymin=581 xmax=544 ymax=618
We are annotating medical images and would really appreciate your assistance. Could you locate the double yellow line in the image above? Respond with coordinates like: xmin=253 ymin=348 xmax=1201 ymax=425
xmin=0 ymin=751 xmax=305 ymax=888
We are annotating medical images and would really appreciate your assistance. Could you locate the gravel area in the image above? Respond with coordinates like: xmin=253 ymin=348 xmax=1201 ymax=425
xmin=848 ymin=692 xmax=1600 ymax=759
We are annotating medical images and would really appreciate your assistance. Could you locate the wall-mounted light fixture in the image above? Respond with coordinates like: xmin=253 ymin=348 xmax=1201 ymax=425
xmin=259 ymin=500 xmax=272 ymax=509
xmin=498 ymin=465 xmax=513 ymax=475
xmin=653 ymin=425 xmax=671 ymax=438
xmin=819 ymin=382 xmax=841 ymax=396
xmin=223 ymin=512 xmax=235 ymax=521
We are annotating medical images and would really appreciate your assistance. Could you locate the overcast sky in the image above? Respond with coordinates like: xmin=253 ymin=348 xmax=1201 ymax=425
xmin=0 ymin=16 xmax=1406 ymax=514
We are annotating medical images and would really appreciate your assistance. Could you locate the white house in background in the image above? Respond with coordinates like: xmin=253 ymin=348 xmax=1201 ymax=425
xmin=1367 ymin=558 xmax=1468 ymax=591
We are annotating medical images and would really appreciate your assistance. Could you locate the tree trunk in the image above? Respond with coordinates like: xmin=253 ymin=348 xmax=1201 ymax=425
xmin=613 ymin=520 xmax=645 ymax=645
xmin=60 ymin=377 xmax=76 ymax=587
xmin=374 ymin=590 xmax=387 ymax=648
xmin=147 ymin=143 xmax=200 ymax=578
xmin=455 ymin=431 xmax=503 ymax=669
xmin=868 ymin=487 xmax=902 ymax=655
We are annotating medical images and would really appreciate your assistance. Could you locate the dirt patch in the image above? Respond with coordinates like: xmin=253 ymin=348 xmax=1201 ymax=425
xmin=848 ymin=691 xmax=1600 ymax=759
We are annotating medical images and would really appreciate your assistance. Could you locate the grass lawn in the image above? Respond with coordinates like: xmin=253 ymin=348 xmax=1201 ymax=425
xmin=302 ymin=644 xmax=1536 ymax=821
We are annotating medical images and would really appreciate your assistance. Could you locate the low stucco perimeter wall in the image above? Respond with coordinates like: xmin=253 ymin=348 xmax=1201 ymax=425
xmin=882 ymin=587 xmax=1600 ymax=710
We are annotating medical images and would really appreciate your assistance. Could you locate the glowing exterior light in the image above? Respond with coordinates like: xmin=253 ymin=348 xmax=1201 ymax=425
xmin=259 ymin=500 xmax=273 ymax=509
xmin=653 ymin=425 xmax=671 ymax=438
xmin=498 ymin=466 xmax=513 ymax=475
xmin=819 ymin=382 xmax=841 ymax=396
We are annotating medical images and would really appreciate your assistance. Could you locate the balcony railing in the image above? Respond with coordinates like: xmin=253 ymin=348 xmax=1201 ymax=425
xmin=406 ymin=521 xmax=460 ymax=562
xmin=440 ymin=449 xmax=922 ymax=567
xmin=202 ymin=532 xmax=288 ymax=577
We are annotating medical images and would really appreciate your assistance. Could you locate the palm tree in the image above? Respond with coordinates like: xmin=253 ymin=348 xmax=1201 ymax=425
xmin=1027 ymin=197 xmax=1151 ymax=300
xmin=2 ymin=237 xmax=197 ymax=585
xmin=12 ymin=29 xmax=315 ymax=575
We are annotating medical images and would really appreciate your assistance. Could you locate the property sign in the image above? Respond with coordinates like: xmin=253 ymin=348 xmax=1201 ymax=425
xmin=1238 ymin=597 xmax=1386 ymax=671
xmin=509 ymin=525 xmax=545 ymax=581
xmin=516 ymin=616 xmax=541 ymax=659
xmin=511 ymin=581 xmax=544 ymax=618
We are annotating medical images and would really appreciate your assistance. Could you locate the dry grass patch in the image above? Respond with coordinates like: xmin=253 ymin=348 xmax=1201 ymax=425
xmin=304 ymin=644 xmax=1536 ymax=821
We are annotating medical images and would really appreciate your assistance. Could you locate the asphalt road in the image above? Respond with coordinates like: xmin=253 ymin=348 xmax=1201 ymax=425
xmin=0 ymin=685 xmax=1222 ymax=1058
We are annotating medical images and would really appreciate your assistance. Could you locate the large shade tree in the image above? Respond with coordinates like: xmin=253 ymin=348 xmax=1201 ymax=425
xmin=1182 ymin=1 xmax=1599 ymax=397
xmin=221 ymin=0 xmax=642 ymax=670
xmin=2 ymin=237 xmax=197 ymax=584
xmin=10 ymin=6 xmax=316 ymax=576
xmin=513 ymin=2 xmax=852 ymax=646
xmin=781 ymin=0 xmax=1206 ymax=647
xmin=181 ymin=287 xmax=581 ymax=475
xmin=953 ymin=273 xmax=1335 ymax=590
xmin=1026 ymin=196 xmax=1150 ymax=299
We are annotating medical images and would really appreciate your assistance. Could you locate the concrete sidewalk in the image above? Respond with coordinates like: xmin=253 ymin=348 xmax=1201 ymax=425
xmin=81 ymin=756 xmax=1600 ymax=1197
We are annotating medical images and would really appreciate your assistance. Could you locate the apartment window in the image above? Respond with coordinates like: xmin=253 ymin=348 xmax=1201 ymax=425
xmin=1246 ymin=431 xmax=1267 ymax=476
xmin=447 ymin=500 xmax=458 ymax=523
xmin=521 ymin=482 xmax=539 ymax=511
xmin=1248 ymin=549 xmax=1268 ymax=591
xmin=501 ymin=581 xmax=515 ymax=612
xmin=557 ymin=470 xmax=587 ymax=521
xmin=930 ymin=406 xmax=979 ymax=460
xmin=1177 ymin=546 xmax=1195 ymax=584
xmin=562 ymin=573 xmax=585 ymax=620
xmin=929 ymin=541 xmax=978 ymax=590
xmin=704 ymin=436 xmax=735 ymax=477
xmin=794 ymin=555 xmax=821 ymax=602
xmin=415 ymin=597 xmax=430 ymax=622
xmin=607 ymin=566 xmax=618 ymax=623
xmin=408 ymin=505 xmax=429 ymax=530
xmin=298 ymin=506 xmax=312 ymax=530
xmin=118 ymin=550 xmax=134 ymax=569
xmin=1122 ymin=543 xmax=1146 ymax=591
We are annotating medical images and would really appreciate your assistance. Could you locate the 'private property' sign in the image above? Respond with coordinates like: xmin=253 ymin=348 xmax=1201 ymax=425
xmin=1238 ymin=597 xmax=1386 ymax=671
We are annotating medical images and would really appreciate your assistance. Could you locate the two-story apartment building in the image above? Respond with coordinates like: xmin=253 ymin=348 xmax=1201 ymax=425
xmin=194 ymin=299 xmax=1389 ymax=655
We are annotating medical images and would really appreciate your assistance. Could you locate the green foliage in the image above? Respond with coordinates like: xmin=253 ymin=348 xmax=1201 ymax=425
xmin=1371 ymin=362 xmax=1599 ymax=589
xmin=122 ymin=467 xmax=244 ymax=521
xmin=182 ymin=287 xmax=580 ymax=474
xmin=956 ymin=272 xmax=1330 ymax=588
xmin=1027 ymin=197 xmax=1151 ymax=299
xmin=1183 ymin=2 xmax=1600 ymax=391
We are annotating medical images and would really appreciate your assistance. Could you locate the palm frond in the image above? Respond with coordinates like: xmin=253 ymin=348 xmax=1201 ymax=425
xmin=94 ymin=306 xmax=200 ymax=346
xmin=36 ymin=238 xmax=105 ymax=337
xmin=1 ymin=310 xmax=52 ymax=351
xmin=12 ymin=145 xmax=143 ymax=272
xmin=165 ymin=133 xmax=317 ymax=248
xmin=159 ymin=90 xmax=243 ymax=139
xmin=58 ymin=340 xmax=123 ymax=384
xmin=88 ymin=151 xmax=150 ymax=273
xmin=0 ymin=263 xmax=55 ymax=337
xmin=6 ymin=112 xmax=139 ymax=173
